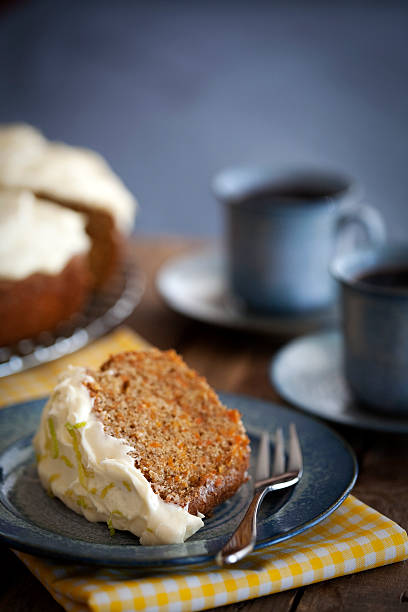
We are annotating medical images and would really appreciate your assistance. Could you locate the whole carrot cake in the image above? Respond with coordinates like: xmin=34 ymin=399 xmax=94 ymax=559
xmin=0 ymin=123 xmax=138 ymax=287
xmin=0 ymin=188 xmax=91 ymax=346
xmin=34 ymin=349 xmax=250 ymax=544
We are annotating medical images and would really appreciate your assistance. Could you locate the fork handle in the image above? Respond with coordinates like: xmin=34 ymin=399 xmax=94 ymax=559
xmin=215 ymin=487 xmax=268 ymax=566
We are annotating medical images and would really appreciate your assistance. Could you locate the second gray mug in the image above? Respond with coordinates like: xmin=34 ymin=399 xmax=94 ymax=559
xmin=332 ymin=244 xmax=408 ymax=414
xmin=213 ymin=166 xmax=386 ymax=314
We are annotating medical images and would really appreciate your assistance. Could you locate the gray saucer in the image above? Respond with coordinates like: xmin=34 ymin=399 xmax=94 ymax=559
xmin=156 ymin=247 xmax=337 ymax=336
xmin=270 ymin=329 xmax=408 ymax=433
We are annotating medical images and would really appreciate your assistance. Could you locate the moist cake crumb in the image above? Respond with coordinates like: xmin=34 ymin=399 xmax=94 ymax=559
xmin=85 ymin=349 xmax=250 ymax=515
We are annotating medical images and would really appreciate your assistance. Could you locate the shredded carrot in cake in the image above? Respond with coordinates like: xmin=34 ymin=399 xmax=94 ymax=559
xmin=83 ymin=349 xmax=250 ymax=515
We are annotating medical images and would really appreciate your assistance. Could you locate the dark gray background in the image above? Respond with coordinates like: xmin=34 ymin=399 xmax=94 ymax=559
xmin=1 ymin=0 xmax=407 ymax=238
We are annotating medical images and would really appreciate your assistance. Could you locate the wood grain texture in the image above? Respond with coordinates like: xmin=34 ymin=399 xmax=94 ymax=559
xmin=295 ymin=562 xmax=408 ymax=612
xmin=0 ymin=548 xmax=61 ymax=611
xmin=1 ymin=236 xmax=407 ymax=612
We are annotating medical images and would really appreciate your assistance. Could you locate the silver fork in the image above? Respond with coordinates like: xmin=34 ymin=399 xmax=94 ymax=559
xmin=216 ymin=424 xmax=303 ymax=566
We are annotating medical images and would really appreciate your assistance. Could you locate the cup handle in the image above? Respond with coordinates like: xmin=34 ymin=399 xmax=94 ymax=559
xmin=335 ymin=203 xmax=386 ymax=250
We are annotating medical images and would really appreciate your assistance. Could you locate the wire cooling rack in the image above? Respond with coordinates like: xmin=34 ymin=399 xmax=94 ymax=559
xmin=0 ymin=258 xmax=145 ymax=378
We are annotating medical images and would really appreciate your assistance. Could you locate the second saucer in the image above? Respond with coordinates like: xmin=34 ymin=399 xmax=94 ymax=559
xmin=270 ymin=329 xmax=408 ymax=433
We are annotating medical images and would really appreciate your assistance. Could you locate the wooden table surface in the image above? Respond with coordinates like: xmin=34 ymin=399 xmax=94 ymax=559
xmin=2 ymin=237 xmax=407 ymax=611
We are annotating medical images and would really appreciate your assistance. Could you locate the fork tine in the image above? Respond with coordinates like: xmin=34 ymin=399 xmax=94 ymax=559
xmin=256 ymin=432 xmax=270 ymax=481
xmin=272 ymin=427 xmax=285 ymax=476
xmin=287 ymin=423 xmax=303 ymax=474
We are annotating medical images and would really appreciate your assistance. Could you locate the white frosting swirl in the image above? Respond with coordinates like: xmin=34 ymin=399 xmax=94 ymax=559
xmin=0 ymin=123 xmax=137 ymax=233
xmin=33 ymin=367 xmax=204 ymax=545
xmin=0 ymin=123 xmax=46 ymax=175
xmin=0 ymin=189 xmax=90 ymax=280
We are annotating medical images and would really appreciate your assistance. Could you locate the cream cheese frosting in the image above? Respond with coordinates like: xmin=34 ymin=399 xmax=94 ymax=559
xmin=0 ymin=123 xmax=137 ymax=233
xmin=0 ymin=189 xmax=90 ymax=280
xmin=0 ymin=123 xmax=47 ymax=175
xmin=33 ymin=367 xmax=204 ymax=545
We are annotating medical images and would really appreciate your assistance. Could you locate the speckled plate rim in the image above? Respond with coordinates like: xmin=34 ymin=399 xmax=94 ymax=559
xmin=0 ymin=392 xmax=357 ymax=568
xmin=270 ymin=329 xmax=408 ymax=433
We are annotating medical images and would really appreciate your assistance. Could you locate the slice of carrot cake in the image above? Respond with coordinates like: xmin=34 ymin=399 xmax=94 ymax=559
xmin=34 ymin=349 xmax=250 ymax=544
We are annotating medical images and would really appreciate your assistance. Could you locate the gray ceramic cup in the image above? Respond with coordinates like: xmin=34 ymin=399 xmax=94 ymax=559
xmin=213 ymin=166 xmax=386 ymax=314
xmin=332 ymin=245 xmax=408 ymax=415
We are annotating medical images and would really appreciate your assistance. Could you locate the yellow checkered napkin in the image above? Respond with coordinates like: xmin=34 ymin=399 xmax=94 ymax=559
xmin=14 ymin=498 xmax=408 ymax=612
xmin=1 ymin=328 xmax=407 ymax=612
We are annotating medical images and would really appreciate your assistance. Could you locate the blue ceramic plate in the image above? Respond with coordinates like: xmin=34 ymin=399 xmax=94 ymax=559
xmin=271 ymin=329 xmax=408 ymax=433
xmin=0 ymin=392 xmax=357 ymax=568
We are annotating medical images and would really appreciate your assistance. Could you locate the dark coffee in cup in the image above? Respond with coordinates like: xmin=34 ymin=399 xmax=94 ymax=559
xmin=357 ymin=266 xmax=408 ymax=290
xmin=247 ymin=176 xmax=350 ymax=206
